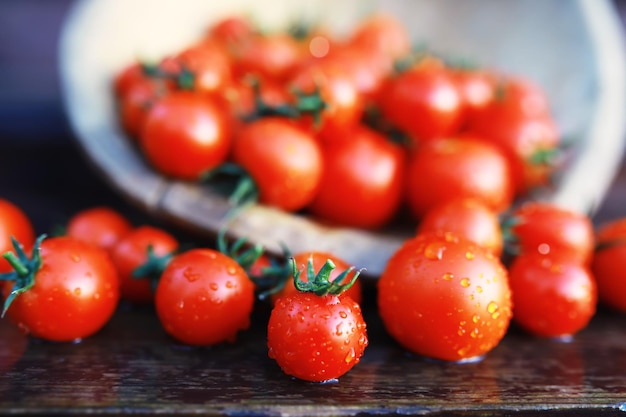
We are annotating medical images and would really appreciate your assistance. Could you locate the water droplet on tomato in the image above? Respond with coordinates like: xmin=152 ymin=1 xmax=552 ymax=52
xmin=70 ymin=254 xmax=81 ymax=263
xmin=472 ymin=314 xmax=480 ymax=323
xmin=460 ymin=278 xmax=471 ymax=288
xmin=476 ymin=286 xmax=483 ymax=293
xmin=227 ymin=267 xmax=237 ymax=276
xmin=465 ymin=251 xmax=475 ymax=260
xmin=73 ymin=288 xmax=81 ymax=296
xmin=424 ymin=243 xmax=445 ymax=260
xmin=93 ymin=293 xmax=100 ymax=300
xmin=339 ymin=311 xmax=348 ymax=319
xmin=442 ymin=272 xmax=454 ymax=281
xmin=344 ymin=348 xmax=356 ymax=364
xmin=209 ymin=282 xmax=219 ymax=291
xmin=177 ymin=301 xmax=185 ymax=309
xmin=225 ymin=280 xmax=234 ymax=289
xmin=335 ymin=324 xmax=343 ymax=336
xmin=538 ymin=243 xmax=550 ymax=255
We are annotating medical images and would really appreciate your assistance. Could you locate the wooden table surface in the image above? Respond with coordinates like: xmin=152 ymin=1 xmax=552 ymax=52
xmin=3 ymin=1 xmax=626 ymax=414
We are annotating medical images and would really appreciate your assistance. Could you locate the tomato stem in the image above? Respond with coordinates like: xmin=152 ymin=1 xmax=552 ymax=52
xmin=131 ymin=244 xmax=175 ymax=292
xmin=216 ymin=227 xmax=264 ymax=272
xmin=292 ymin=257 xmax=362 ymax=296
xmin=0 ymin=234 xmax=46 ymax=317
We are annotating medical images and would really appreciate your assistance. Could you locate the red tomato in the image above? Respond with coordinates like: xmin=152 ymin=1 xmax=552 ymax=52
xmin=348 ymin=13 xmax=411 ymax=62
xmin=377 ymin=231 xmax=512 ymax=362
xmin=2 ymin=236 xmax=120 ymax=342
xmin=405 ymin=136 xmax=514 ymax=219
xmin=174 ymin=39 xmax=233 ymax=95
xmin=288 ymin=60 xmax=364 ymax=139
xmin=267 ymin=258 xmax=367 ymax=382
xmin=591 ymin=218 xmax=626 ymax=312
xmin=508 ymin=252 xmax=597 ymax=339
xmin=448 ymin=66 xmax=499 ymax=124
xmin=505 ymin=202 xmax=595 ymax=264
xmin=110 ymin=225 xmax=178 ymax=304
xmin=117 ymin=76 xmax=168 ymax=139
xmin=270 ymin=252 xmax=362 ymax=306
xmin=377 ymin=59 xmax=464 ymax=142
xmin=307 ymin=125 xmax=406 ymax=229
xmin=206 ymin=15 xmax=256 ymax=48
xmin=154 ymin=248 xmax=255 ymax=346
xmin=0 ymin=199 xmax=35 ymax=274
xmin=140 ymin=91 xmax=232 ymax=180
xmin=465 ymin=76 xmax=560 ymax=195
xmin=65 ymin=206 xmax=133 ymax=253
xmin=231 ymin=117 xmax=323 ymax=212
xmin=417 ymin=198 xmax=504 ymax=257
xmin=231 ymin=33 xmax=303 ymax=82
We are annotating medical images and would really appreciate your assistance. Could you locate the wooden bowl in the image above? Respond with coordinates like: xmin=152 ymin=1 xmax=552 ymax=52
xmin=59 ymin=0 xmax=626 ymax=276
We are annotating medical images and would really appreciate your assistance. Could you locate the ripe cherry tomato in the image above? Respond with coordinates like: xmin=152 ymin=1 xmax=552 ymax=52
xmin=231 ymin=33 xmax=303 ymax=82
xmin=267 ymin=259 xmax=367 ymax=382
xmin=508 ymin=252 xmax=597 ymax=339
xmin=417 ymin=198 xmax=503 ymax=257
xmin=377 ymin=59 xmax=464 ymax=142
xmin=270 ymin=251 xmax=362 ymax=306
xmin=2 ymin=236 xmax=120 ymax=342
xmin=347 ymin=13 xmax=411 ymax=62
xmin=174 ymin=39 xmax=233 ymax=95
xmin=465 ymin=76 xmax=560 ymax=196
xmin=65 ymin=206 xmax=133 ymax=253
xmin=117 ymin=76 xmax=169 ymax=140
xmin=505 ymin=201 xmax=595 ymax=264
xmin=0 ymin=199 xmax=34 ymax=274
xmin=140 ymin=91 xmax=232 ymax=180
xmin=205 ymin=15 xmax=256 ymax=48
xmin=591 ymin=217 xmax=626 ymax=312
xmin=448 ymin=66 xmax=499 ymax=125
xmin=154 ymin=248 xmax=255 ymax=346
xmin=110 ymin=225 xmax=178 ymax=304
xmin=288 ymin=60 xmax=364 ymax=140
xmin=231 ymin=117 xmax=323 ymax=212
xmin=307 ymin=125 xmax=406 ymax=229
xmin=377 ymin=231 xmax=512 ymax=362
xmin=405 ymin=135 xmax=514 ymax=219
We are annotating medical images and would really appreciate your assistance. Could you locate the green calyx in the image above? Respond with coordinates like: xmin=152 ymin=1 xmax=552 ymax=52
xmin=0 ymin=234 xmax=47 ymax=317
xmin=131 ymin=245 xmax=175 ymax=292
xmin=141 ymin=62 xmax=196 ymax=91
xmin=201 ymin=162 xmax=260 ymax=218
xmin=242 ymin=79 xmax=327 ymax=125
xmin=292 ymin=257 xmax=361 ymax=297
xmin=217 ymin=227 xmax=263 ymax=272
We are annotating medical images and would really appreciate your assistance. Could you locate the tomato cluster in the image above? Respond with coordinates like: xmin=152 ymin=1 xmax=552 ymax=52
xmin=113 ymin=13 xmax=562 ymax=230
xmin=4 ymin=12 xmax=626 ymax=385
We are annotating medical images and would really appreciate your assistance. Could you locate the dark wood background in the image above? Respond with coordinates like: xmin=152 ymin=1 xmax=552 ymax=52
xmin=3 ymin=1 xmax=626 ymax=416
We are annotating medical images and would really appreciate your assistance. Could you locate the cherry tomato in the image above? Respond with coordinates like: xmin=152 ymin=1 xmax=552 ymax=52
xmin=288 ymin=60 xmax=364 ymax=139
xmin=231 ymin=117 xmax=323 ymax=212
xmin=508 ymin=252 xmax=597 ymax=339
xmin=65 ymin=206 xmax=133 ymax=253
xmin=140 ymin=91 xmax=232 ymax=180
xmin=270 ymin=251 xmax=362 ymax=306
xmin=448 ymin=66 xmax=499 ymax=125
xmin=0 ymin=199 xmax=34 ymax=274
xmin=117 ymin=76 xmax=168 ymax=140
xmin=417 ymin=198 xmax=503 ymax=257
xmin=348 ymin=13 xmax=411 ymax=62
xmin=377 ymin=231 xmax=512 ymax=362
xmin=205 ymin=15 xmax=256 ymax=48
xmin=377 ymin=59 xmax=464 ymax=142
xmin=466 ymin=76 xmax=560 ymax=195
xmin=405 ymin=135 xmax=514 ymax=219
xmin=591 ymin=218 xmax=626 ymax=312
xmin=2 ymin=236 xmax=120 ymax=342
xmin=154 ymin=248 xmax=255 ymax=346
xmin=307 ymin=125 xmax=406 ymax=229
xmin=231 ymin=33 xmax=303 ymax=82
xmin=174 ymin=39 xmax=233 ymax=95
xmin=110 ymin=225 xmax=178 ymax=304
xmin=505 ymin=201 xmax=595 ymax=264
xmin=267 ymin=259 xmax=367 ymax=382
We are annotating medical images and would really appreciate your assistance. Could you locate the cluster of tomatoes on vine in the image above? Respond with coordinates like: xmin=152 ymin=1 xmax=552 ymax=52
xmin=113 ymin=12 xmax=563 ymax=229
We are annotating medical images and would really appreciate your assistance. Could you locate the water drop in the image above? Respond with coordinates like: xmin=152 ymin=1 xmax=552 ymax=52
xmin=442 ymin=272 xmax=454 ymax=281
xmin=424 ymin=243 xmax=445 ymax=260
xmin=209 ymin=282 xmax=219 ymax=291
xmin=344 ymin=348 xmax=356 ymax=364
xmin=225 ymin=280 xmax=234 ymax=289
xmin=538 ymin=243 xmax=550 ymax=255
xmin=487 ymin=301 xmax=498 ymax=314
xmin=227 ymin=267 xmax=237 ymax=276
xmin=73 ymin=288 xmax=81 ymax=296
xmin=93 ymin=293 xmax=100 ymax=300
xmin=465 ymin=251 xmax=475 ymax=260
xmin=70 ymin=254 xmax=81 ymax=263
xmin=476 ymin=286 xmax=483 ymax=293
xmin=472 ymin=314 xmax=480 ymax=324
xmin=460 ymin=278 xmax=471 ymax=288
xmin=339 ymin=311 xmax=348 ymax=319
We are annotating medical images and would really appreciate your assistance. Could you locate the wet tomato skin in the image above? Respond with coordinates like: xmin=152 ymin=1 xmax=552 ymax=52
xmin=509 ymin=252 xmax=597 ymax=338
xmin=154 ymin=248 xmax=255 ymax=346
xmin=267 ymin=292 xmax=367 ymax=382
xmin=377 ymin=231 xmax=512 ymax=362
xmin=3 ymin=237 xmax=120 ymax=342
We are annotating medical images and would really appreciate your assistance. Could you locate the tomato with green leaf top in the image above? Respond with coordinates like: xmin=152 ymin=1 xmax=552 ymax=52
xmin=65 ymin=206 xmax=133 ymax=253
xmin=267 ymin=258 xmax=368 ymax=382
xmin=0 ymin=199 xmax=34 ymax=274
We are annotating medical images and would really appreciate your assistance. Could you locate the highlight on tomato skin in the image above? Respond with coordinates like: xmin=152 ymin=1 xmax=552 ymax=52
xmin=377 ymin=231 xmax=512 ymax=363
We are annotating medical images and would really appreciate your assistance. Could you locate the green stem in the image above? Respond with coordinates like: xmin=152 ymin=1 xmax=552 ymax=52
xmin=2 ymin=252 xmax=29 ymax=277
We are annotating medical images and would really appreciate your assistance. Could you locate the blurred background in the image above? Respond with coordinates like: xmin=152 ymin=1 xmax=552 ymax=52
xmin=2 ymin=0 xmax=626 ymax=231
xmin=1 ymin=0 xmax=625 ymax=145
